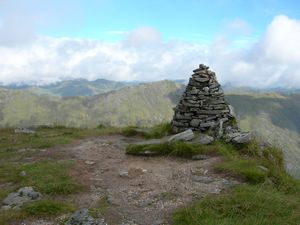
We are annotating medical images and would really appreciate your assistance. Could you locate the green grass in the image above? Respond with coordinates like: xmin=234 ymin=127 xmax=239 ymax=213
xmin=1 ymin=126 xmax=300 ymax=224
xmin=122 ymin=123 xmax=172 ymax=138
xmin=126 ymin=138 xmax=300 ymax=224
xmin=0 ymin=210 xmax=25 ymax=225
xmin=0 ymin=160 xmax=82 ymax=195
xmin=22 ymin=200 xmax=75 ymax=216
xmin=144 ymin=122 xmax=172 ymax=139
xmin=0 ymin=200 xmax=75 ymax=224
xmin=89 ymin=196 xmax=109 ymax=217
xmin=216 ymin=159 xmax=268 ymax=184
xmin=172 ymin=140 xmax=300 ymax=224
xmin=0 ymin=126 xmax=121 ymax=151
xmin=121 ymin=126 xmax=144 ymax=137
xmin=126 ymin=141 xmax=217 ymax=158
xmin=173 ymin=184 xmax=300 ymax=225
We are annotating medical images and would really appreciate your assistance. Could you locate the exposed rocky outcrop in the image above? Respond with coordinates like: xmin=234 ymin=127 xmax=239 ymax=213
xmin=171 ymin=64 xmax=250 ymax=142
xmin=2 ymin=187 xmax=41 ymax=209
xmin=65 ymin=208 xmax=107 ymax=225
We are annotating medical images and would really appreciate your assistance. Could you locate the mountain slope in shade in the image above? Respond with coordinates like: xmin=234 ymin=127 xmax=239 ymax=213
xmin=225 ymin=94 xmax=300 ymax=178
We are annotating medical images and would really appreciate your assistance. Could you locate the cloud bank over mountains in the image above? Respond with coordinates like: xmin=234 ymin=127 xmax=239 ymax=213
xmin=0 ymin=13 xmax=300 ymax=88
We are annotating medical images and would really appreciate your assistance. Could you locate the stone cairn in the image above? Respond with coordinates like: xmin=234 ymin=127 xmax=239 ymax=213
xmin=171 ymin=64 xmax=249 ymax=142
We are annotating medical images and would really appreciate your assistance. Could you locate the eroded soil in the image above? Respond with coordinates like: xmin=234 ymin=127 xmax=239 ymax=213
xmin=23 ymin=135 xmax=240 ymax=225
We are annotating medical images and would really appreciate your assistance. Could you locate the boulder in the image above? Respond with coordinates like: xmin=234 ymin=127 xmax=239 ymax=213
xmin=192 ymin=134 xmax=214 ymax=145
xmin=2 ymin=187 xmax=41 ymax=208
xmin=192 ymin=154 xmax=210 ymax=160
xmin=65 ymin=208 xmax=106 ymax=225
xmin=230 ymin=132 xmax=251 ymax=144
xmin=14 ymin=128 xmax=35 ymax=134
xmin=168 ymin=129 xmax=194 ymax=142
xmin=134 ymin=139 xmax=165 ymax=146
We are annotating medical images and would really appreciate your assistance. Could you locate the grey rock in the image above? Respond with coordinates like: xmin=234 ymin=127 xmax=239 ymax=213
xmin=107 ymin=194 xmax=122 ymax=206
xmin=203 ymin=87 xmax=210 ymax=93
xmin=192 ymin=154 xmax=210 ymax=160
xmin=14 ymin=128 xmax=35 ymax=134
xmin=137 ymin=150 xmax=160 ymax=156
xmin=190 ymin=89 xmax=199 ymax=95
xmin=65 ymin=208 xmax=107 ymax=225
xmin=120 ymin=220 xmax=138 ymax=225
xmin=217 ymin=119 xmax=224 ymax=138
xmin=20 ymin=171 xmax=27 ymax=177
xmin=197 ymin=109 xmax=230 ymax=115
xmin=168 ymin=129 xmax=194 ymax=142
xmin=182 ymin=101 xmax=200 ymax=107
xmin=225 ymin=132 xmax=241 ymax=140
xmin=119 ymin=171 xmax=129 ymax=177
xmin=192 ymin=175 xmax=215 ymax=184
xmin=190 ymin=119 xmax=201 ymax=127
xmin=134 ymin=139 xmax=165 ymax=145
xmin=199 ymin=121 xmax=216 ymax=128
xmin=85 ymin=160 xmax=95 ymax=165
xmin=228 ymin=105 xmax=236 ymax=117
xmin=2 ymin=187 xmax=41 ymax=208
xmin=231 ymin=132 xmax=251 ymax=144
xmin=175 ymin=114 xmax=191 ymax=120
xmin=171 ymin=63 xmax=249 ymax=139
xmin=199 ymin=64 xmax=209 ymax=70
xmin=258 ymin=165 xmax=269 ymax=172
xmin=194 ymin=77 xmax=209 ymax=82
xmin=192 ymin=134 xmax=214 ymax=145
xmin=172 ymin=120 xmax=186 ymax=127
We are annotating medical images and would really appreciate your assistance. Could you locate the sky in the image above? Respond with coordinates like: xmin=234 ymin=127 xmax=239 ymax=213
xmin=1 ymin=0 xmax=300 ymax=88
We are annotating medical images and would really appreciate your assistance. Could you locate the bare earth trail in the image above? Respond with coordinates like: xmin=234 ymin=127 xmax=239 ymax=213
xmin=38 ymin=135 xmax=240 ymax=225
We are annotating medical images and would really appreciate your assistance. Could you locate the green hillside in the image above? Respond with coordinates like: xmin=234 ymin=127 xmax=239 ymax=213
xmin=0 ymin=81 xmax=300 ymax=177
xmin=0 ymin=80 xmax=181 ymax=128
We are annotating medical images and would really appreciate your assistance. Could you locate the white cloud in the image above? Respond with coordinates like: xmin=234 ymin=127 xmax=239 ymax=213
xmin=211 ymin=15 xmax=300 ymax=88
xmin=1 ymin=15 xmax=300 ymax=88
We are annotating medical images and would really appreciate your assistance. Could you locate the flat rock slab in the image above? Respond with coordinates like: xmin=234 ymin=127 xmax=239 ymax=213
xmin=191 ymin=134 xmax=214 ymax=145
xmin=168 ymin=129 xmax=194 ymax=142
xmin=228 ymin=132 xmax=252 ymax=144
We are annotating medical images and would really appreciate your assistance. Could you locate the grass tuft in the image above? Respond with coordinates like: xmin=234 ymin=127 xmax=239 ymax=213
xmin=122 ymin=126 xmax=141 ymax=137
xmin=144 ymin=123 xmax=172 ymax=139
xmin=173 ymin=184 xmax=300 ymax=225
xmin=216 ymin=159 xmax=268 ymax=184
xmin=89 ymin=196 xmax=109 ymax=217
xmin=126 ymin=141 xmax=216 ymax=158
xmin=22 ymin=200 xmax=75 ymax=216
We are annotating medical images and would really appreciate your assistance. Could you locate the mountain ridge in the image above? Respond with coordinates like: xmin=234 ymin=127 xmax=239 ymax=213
xmin=0 ymin=80 xmax=300 ymax=177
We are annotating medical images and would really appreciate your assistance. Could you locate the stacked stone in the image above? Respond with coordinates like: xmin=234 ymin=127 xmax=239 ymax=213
xmin=171 ymin=64 xmax=235 ymax=135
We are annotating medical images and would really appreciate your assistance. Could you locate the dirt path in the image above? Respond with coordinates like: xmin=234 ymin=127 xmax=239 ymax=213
xmin=42 ymin=135 xmax=238 ymax=225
